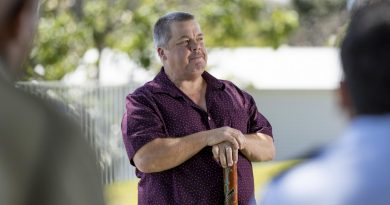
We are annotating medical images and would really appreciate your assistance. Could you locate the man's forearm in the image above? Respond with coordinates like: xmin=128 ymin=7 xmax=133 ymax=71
xmin=133 ymin=126 xmax=244 ymax=173
xmin=133 ymin=131 xmax=209 ymax=173
xmin=240 ymin=133 xmax=275 ymax=162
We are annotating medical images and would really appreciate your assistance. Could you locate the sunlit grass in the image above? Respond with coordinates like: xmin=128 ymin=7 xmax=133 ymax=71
xmin=253 ymin=160 xmax=300 ymax=200
xmin=105 ymin=160 xmax=298 ymax=205
xmin=105 ymin=180 xmax=138 ymax=205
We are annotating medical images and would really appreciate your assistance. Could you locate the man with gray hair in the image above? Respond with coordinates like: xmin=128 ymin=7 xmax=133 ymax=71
xmin=122 ymin=11 xmax=275 ymax=204
xmin=0 ymin=1 xmax=106 ymax=204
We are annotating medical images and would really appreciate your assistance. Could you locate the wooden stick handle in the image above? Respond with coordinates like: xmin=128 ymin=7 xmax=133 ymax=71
xmin=223 ymin=163 xmax=238 ymax=205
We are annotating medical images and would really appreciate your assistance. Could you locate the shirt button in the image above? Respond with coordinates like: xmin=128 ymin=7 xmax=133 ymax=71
xmin=208 ymin=116 xmax=211 ymax=121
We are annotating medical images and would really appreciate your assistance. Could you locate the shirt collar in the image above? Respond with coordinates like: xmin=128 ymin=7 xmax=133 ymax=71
xmin=349 ymin=114 xmax=390 ymax=131
xmin=150 ymin=67 xmax=225 ymax=97
xmin=202 ymin=69 xmax=225 ymax=90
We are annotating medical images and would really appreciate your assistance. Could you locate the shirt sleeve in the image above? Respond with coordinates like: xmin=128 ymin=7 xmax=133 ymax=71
xmin=247 ymin=94 xmax=273 ymax=138
xmin=121 ymin=91 xmax=166 ymax=166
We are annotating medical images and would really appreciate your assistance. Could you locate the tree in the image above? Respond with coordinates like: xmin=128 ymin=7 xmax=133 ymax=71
xmin=288 ymin=0 xmax=348 ymax=46
xmin=27 ymin=0 xmax=299 ymax=81
xmin=200 ymin=0 xmax=299 ymax=48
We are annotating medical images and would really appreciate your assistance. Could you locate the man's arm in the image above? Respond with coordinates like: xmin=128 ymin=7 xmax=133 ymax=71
xmin=133 ymin=126 xmax=245 ymax=173
xmin=240 ymin=133 xmax=275 ymax=162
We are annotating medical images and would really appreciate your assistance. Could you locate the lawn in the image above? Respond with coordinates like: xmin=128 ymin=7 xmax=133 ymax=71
xmin=105 ymin=161 xmax=298 ymax=205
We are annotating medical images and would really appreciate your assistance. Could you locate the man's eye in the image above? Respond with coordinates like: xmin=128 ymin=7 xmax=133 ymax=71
xmin=178 ymin=40 xmax=189 ymax=45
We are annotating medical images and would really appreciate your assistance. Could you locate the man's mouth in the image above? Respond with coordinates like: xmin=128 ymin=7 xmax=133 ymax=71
xmin=189 ymin=55 xmax=203 ymax=60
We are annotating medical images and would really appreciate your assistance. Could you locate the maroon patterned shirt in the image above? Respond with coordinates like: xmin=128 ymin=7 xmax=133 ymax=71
xmin=122 ymin=68 xmax=272 ymax=205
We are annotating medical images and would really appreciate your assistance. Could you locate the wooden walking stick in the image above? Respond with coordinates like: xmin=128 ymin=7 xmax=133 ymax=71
xmin=223 ymin=163 xmax=238 ymax=205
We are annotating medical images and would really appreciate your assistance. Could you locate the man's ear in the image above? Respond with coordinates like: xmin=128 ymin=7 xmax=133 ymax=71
xmin=3 ymin=4 xmax=26 ymax=41
xmin=0 ymin=3 xmax=23 ymax=61
xmin=338 ymin=80 xmax=354 ymax=116
xmin=157 ymin=47 xmax=167 ymax=60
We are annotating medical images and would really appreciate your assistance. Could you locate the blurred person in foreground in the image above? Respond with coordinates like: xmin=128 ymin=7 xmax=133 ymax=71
xmin=260 ymin=2 xmax=390 ymax=205
xmin=121 ymin=11 xmax=275 ymax=204
xmin=0 ymin=0 xmax=106 ymax=205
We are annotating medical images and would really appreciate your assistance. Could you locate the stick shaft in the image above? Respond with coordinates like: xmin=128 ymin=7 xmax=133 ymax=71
xmin=223 ymin=163 xmax=238 ymax=205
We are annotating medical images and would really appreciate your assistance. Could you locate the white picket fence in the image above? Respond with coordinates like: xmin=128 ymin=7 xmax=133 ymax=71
xmin=17 ymin=81 xmax=139 ymax=184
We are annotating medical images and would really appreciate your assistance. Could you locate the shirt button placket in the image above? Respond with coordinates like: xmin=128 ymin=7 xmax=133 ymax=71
xmin=207 ymin=114 xmax=216 ymax=129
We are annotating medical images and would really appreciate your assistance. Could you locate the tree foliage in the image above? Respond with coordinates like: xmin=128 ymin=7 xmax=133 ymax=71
xmin=288 ymin=0 xmax=347 ymax=46
xmin=27 ymin=0 xmax=299 ymax=80
xmin=293 ymin=0 xmax=346 ymax=16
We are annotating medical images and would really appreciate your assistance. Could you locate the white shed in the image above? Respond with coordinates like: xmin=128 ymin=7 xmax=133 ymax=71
xmin=208 ymin=47 xmax=348 ymax=160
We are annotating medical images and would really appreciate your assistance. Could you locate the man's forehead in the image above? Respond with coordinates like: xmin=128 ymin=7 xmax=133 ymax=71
xmin=170 ymin=20 xmax=202 ymax=36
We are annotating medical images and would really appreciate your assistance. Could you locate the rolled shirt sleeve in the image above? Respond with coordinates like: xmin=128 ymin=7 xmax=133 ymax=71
xmin=121 ymin=91 xmax=166 ymax=166
xmin=247 ymin=94 xmax=273 ymax=138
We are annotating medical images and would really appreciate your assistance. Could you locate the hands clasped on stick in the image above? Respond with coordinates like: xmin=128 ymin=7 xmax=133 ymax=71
xmin=205 ymin=126 xmax=246 ymax=168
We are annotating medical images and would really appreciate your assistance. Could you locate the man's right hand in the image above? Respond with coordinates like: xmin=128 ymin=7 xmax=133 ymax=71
xmin=204 ymin=126 xmax=245 ymax=149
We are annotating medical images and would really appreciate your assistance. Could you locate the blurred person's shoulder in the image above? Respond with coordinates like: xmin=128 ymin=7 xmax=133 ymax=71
xmin=0 ymin=74 xmax=81 ymax=143
xmin=260 ymin=151 xmax=345 ymax=205
xmin=0 ymin=68 xmax=90 ymax=177
xmin=260 ymin=133 xmax=373 ymax=205
xmin=0 ymin=70 xmax=105 ymax=205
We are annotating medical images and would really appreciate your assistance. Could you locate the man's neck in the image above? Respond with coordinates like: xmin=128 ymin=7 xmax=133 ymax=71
xmin=174 ymin=76 xmax=206 ymax=95
xmin=167 ymin=71 xmax=208 ymax=111
xmin=180 ymin=78 xmax=207 ymax=111
xmin=164 ymin=67 xmax=206 ymax=94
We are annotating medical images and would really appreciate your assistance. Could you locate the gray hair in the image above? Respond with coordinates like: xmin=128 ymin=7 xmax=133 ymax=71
xmin=153 ymin=11 xmax=195 ymax=48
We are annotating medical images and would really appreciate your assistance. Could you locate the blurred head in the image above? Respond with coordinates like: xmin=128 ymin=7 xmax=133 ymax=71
xmin=347 ymin=0 xmax=390 ymax=13
xmin=340 ymin=1 xmax=390 ymax=115
xmin=153 ymin=12 xmax=207 ymax=82
xmin=0 ymin=0 xmax=40 ymax=80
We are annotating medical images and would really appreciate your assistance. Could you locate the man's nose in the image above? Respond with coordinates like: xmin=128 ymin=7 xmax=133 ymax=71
xmin=189 ymin=40 xmax=200 ymax=51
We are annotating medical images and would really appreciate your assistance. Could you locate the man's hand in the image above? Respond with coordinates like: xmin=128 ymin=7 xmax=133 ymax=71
xmin=212 ymin=142 xmax=238 ymax=168
xmin=205 ymin=126 xmax=246 ymax=150
xmin=210 ymin=129 xmax=246 ymax=168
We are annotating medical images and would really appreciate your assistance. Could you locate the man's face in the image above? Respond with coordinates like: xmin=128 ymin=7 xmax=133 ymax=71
xmin=160 ymin=20 xmax=207 ymax=81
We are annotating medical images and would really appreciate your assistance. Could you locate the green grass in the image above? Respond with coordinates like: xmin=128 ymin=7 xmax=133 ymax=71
xmin=105 ymin=180 xmax=138 ymax=205
xmin=252 ymin=160 xmax=300 ymax=199
xmin=105 ymin=161 xmax=298 ymax=205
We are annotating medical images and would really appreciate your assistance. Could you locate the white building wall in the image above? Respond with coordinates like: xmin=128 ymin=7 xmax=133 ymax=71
xmin=248 ymin=89 xmax=348 ymax=160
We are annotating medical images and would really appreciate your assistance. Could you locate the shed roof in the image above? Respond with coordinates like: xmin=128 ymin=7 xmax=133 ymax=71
xmin=208 ymin=47 xmax=342 ymax=90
